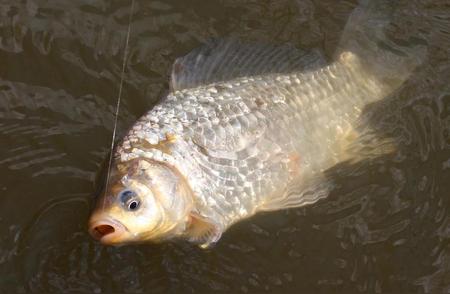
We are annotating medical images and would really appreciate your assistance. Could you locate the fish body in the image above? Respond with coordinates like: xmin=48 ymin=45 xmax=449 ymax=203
xmin=89 ymin=1 xmax=424 ymax=247
xmin=117 ymin=53 xmax=380 ymax=236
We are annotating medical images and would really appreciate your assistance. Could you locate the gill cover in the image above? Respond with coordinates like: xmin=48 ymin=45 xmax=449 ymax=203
xmin=120 ymin=159 xmax=193 ymax=239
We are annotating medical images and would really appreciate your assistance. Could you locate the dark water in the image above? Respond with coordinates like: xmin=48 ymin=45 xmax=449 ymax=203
xmin=1 ymin=0 xmax=449 ymax=293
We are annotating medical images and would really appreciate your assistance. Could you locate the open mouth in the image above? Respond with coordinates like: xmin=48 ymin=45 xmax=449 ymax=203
xmin=89 ymin=217 xmax=127 ymax=245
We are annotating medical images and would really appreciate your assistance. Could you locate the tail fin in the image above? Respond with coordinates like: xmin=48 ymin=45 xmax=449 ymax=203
xmin=336 ymin=0 xmax=426 ymax=95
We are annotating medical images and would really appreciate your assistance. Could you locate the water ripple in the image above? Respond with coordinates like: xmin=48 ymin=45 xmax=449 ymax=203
xmin=0 ymin=0 xmax=449 ymax=293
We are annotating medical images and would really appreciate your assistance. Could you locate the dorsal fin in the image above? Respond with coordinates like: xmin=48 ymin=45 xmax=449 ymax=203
xmin=170 ymin=39 xmax=326 ymax=91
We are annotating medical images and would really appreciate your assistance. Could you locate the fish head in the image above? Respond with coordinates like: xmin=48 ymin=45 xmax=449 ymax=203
xmin=88 ymin=158 xmax=193 ymax=245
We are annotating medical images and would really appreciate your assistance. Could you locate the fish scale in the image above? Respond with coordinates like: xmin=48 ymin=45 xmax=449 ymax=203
xmin=115 ymin=54 xmax=384 ymax=233
xmin=91 ymin=1 xmax=425 ymax=247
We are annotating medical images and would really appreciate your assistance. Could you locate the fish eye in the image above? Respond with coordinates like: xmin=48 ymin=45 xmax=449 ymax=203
xmin=128 ymin=200 xmax=139 ymax=211
xmin=119 ymin=189 xmax=141 ymax=211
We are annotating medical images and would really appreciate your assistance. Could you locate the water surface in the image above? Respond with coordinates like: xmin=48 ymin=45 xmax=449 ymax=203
xmin=0 ymin=0 xmax=449 ymax=293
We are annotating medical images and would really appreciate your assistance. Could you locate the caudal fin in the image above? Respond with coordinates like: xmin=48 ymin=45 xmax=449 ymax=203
xmin=336 ymin=0 xmax=426 ymax=96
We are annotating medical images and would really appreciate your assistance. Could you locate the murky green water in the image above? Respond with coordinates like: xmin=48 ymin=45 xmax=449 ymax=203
xmin=0 ymin=0 xmax=449 ymax=293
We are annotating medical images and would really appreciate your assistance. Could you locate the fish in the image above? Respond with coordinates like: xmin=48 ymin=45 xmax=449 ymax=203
xmin=88 ymin=0 xmax=425 ymax=248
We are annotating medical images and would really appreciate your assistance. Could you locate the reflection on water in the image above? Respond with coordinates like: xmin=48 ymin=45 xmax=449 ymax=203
xmin=0 ymin=0 xmax=449 ymax=293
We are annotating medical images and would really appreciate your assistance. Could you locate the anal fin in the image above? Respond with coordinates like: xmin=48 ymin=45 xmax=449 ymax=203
xmin=259 ymin=174 xmax=333 ymax=212
xmin=337 ymin=123 xmax=397 ymax=165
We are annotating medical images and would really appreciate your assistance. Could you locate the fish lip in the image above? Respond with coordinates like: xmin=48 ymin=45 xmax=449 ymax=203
xmin=88 ymin=217 xmax=128 ymax=245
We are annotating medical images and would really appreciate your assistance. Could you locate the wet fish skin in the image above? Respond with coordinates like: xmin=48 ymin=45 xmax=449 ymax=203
xmin=111 ymin=52 xmax=384 ymax=245
xmin=89 ymin=1 xmax=424 ymax=247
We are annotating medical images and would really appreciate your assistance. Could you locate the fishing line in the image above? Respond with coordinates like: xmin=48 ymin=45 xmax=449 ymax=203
xmin=103 ymin=0 xmax=135 ymax=210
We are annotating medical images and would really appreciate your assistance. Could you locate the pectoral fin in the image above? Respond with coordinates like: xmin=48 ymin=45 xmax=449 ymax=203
xmin=186 ymin=214 xmax=222 ymax=249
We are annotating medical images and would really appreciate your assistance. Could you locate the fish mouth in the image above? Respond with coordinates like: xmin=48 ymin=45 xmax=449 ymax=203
xmin=88 ymin=216 xmax=128 ymax=245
